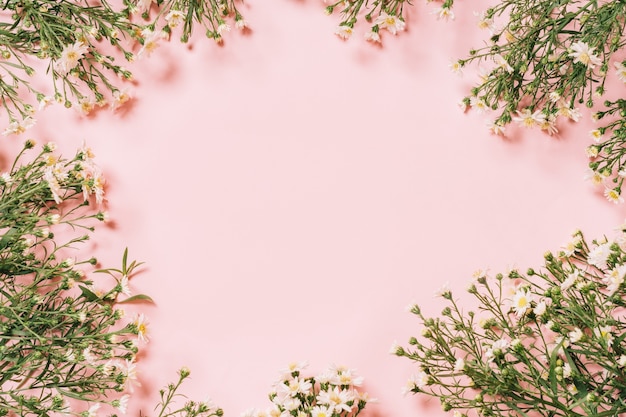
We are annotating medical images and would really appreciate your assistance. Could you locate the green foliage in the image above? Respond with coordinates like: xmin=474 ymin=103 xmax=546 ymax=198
xmin=398 ymin=229 xmax=626 ymax=416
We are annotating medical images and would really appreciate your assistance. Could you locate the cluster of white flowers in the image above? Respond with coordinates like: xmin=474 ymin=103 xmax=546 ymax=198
xmin=454 ymin=6 xmax=617 ymax=138
xmin=334 ymin=11 xmax=406 ymax=42
xmin=584 ymin=61 xmax=626 ymax=203
xmin=37 ymin=140 xmax=106 ymax=205
xmin=243 ymin=362 xmax=373 ymax=417
xmin=398 ymin=227 xmax=626 ymax=415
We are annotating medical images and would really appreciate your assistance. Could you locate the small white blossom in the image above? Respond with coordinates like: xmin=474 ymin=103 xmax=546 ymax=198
xmin=513 ymin=108 xmax=545 ymax=128
xmin=568 ymin=41 xmax=602 ymax=69
xmin=533 ymin=300 xmax=547 ymax=316
xmin=374 ymin=12 xmax=405 ymax=35
xmin=568 ymin=327 xmax=583 ymax=344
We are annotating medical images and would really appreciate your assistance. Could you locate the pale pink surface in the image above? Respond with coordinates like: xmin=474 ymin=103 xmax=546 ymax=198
xmin=18 ymin=0 xmax=626 ymax=416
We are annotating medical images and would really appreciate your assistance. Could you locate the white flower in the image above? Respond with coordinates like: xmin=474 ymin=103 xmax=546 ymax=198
xmin=402 ymin=372 xmax=429 ymax=395
xmin=561 ymin=235 xmax=582 ymax=257
xmin=562 ymin=363 xmax=572 ymax=379
xmin=115 ymin=395 xmax=130 ymax=414
xmin=557 ymin=101 xmax=581 ymax=122
xmin=618 ymin=355 xmax=626 ymax=367
xmin=279 ymin=361 xmax=308 ymax=379
xmin=112 ymin=89 xmax=131 ymax=110
xmin=3 ymin=117 xmax=36 ymax=135
xmin=487 ymin=120 xmax=506 ymax=135
xmin=310 ymin=406 xmax=333 ymax=417
xmin=469 ymin=96 xmax=488 ymax=113
xmin=328 ymin=365 xmax=364 ymax=386
xmin=449 ymin=60 xmax=463 ymax=75
xmin=374 ymin=12 xmax=406 ymax=35
xmin=138 ymin=29 xmax=166 ymax=58
xmin=119 ymin=274 xmax=131 ymax=296
xmin=82 ymin=346 xmax=96 ymax=364
xmin=235 ymin=19 xmax=248 ymax=30
xmin=135 ymin=0 xmax=155 ymax=13
xmin=603 ymin=264 xmax=626 ymax=295
xmin=432 ymin=6 xmax=454 ymax=21
xmin=568 ymin=327 xmax=583 ymax=343
xmin=586 ymin=145 xmax=599 ymax=158
xmin=165 ymin=10 xmax=184 ymax=28
xmin=121 ymin=359 xmax=140 ymax=392
xmin=485 ymin=338 xmax=509 ymax=363
xmin=549 ymin=91 xmax=561 ymax=102
xmin=335 ymin=25 xmax=353 ymax=40
xmin=493 ymin=54 xmax=513 ymax=72
xmin=513 ymin=108 xmax=545 ymax=128
xmin=590 ymin=129 xmax=604 ymax=143
xmin=511 ymin=288 xmax=533 ymax=317
xmin=55 ymin=42 xmax=89 ymax=75
xmin=278 ymin=376 xmax=313 ymax=397
xmin=587 ymin=241 xmax=612 ymax=269
xmin=453 ymin=357 xmax=465 ymax=372
xmin=78 ymin=96 xmax=96 ymax=115
xmin=540 ymin=114 xmax=558 ymax=135
xmin=38 ymin=95 xmax=53 ymax=110
xmin=0 ymin=172 xmax=11 ymax=185
xmin=474 ymin=10 xmax=495 ymax=32
xmin=561 ymin=270 xmax=580 ymax=291
xmin=604 ymin=187 xmax=624 ymax=204
xmin=568 ymin=41 xmax=602 ymax=69
xmin=316 ymin=386 xmax=354 ymax=413
xmin=594 ymin=325 xmax=614 ymax=346
xmin=615 ymin=62 xmax=626 ymax=82
xmin=434 ymin=281 xmax=451 ymax=297
xmin=132 ymin=313 xmax=149 ymax=342
xmin=365 ymin=29 xmax=381 ymax=43
xmin=533 ymin=300 xmax=547 ymax=316
xmin=584 ymin=168 xmax=604 ymax=185
xmin=217 ymin=23 xmax=231 ymax=35
xmin=281 ymin=397 xmax=301 ymax=411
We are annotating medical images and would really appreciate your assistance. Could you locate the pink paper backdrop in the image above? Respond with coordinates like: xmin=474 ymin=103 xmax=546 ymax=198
xmin=16 ymin=0 xmax=626 ymax=416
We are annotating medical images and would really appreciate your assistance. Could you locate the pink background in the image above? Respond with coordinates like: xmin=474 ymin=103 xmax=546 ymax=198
xmin=15 ymin=0 xmax=626 ymax=416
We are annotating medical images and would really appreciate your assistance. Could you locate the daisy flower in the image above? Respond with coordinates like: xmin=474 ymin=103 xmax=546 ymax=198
xmin=54 ymin=41 xmax=89 ymax=75
xmin=335 ymin=25 xmax=353 ymax=40
xmin=165 ymin=10 xmax=184 ymax=28
xmin=365 ymin=29 xmax=381 ymax=43
xmin=513 ymin=108 xmax=545 ymax=128
xmin=374 ymin=12 xmax=406 ymax=35
xmin=604 ymin=187 xmax=624 ymax=204
xmin=568 ymin=41 xmax=602 ymax=69
xmin=511 ymin=288 xmax=533 ymax=317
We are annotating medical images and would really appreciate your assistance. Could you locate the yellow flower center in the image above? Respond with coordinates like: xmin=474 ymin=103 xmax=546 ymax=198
xmin=579 ymin=52 xmax=590 ymax=65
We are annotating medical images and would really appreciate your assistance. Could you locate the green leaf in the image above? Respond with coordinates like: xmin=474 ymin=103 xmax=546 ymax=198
xmin=0 ymin=228 xmax=18 ymax=251
xmin=79 ymin=285 xmax=100 ymax=302
xmin=117 ymin=294 xmax=154 ymax=304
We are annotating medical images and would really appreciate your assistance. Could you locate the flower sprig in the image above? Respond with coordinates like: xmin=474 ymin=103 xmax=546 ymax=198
xmin=0 ymin=139 xmax=158 ymax=415
xmin=144 ymin=367 xmax=223 ymax=417
xmin=0 ymin=0 xmax=246 ymax=133
xmin=243 ymin=362 xmax=373 ymax=417
xmin=457 ymin=0 xmax=626 ymax=130
xmin=324 ymin=0 xmax=408 ymax=42
xmin=444 ymin=0 xmax=626 ymax=201
xmin=395 ymin=227 xmax=626 ymax=416
xmin=149 ymin=0 xmax=247 ymax=44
